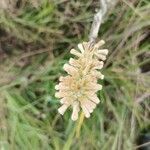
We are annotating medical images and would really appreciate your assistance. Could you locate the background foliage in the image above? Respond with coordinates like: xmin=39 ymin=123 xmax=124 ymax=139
xmin=0 ymin=0 xmax=150 ymax=149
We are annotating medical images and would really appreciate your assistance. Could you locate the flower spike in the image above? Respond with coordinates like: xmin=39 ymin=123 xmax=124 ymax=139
xmin=55 ymin=40 xmax=108 ymax=121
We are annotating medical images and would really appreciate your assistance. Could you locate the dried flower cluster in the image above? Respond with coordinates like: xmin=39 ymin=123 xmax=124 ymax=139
xmin=55 ymin=40 xmax=108 ymax=121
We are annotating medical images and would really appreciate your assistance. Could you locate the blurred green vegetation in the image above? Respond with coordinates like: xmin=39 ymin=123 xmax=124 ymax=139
xmin=0 ymin=0 xmax=150 ymax=150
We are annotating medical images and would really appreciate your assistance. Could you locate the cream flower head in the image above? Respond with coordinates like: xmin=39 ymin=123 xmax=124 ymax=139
xmin=55 ymin=40 xmax=108 ymax=121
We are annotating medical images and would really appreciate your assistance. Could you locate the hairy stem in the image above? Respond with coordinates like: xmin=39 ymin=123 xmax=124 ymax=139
xmin=89 ymin=0 xmax=108 ymax=43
